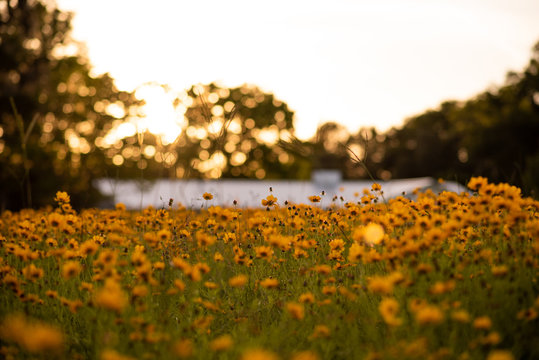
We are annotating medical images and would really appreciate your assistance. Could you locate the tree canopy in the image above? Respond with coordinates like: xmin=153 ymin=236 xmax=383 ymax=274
xmin=377 ymin=42 xmax=539 ymax=195
xmin=0 ymin=0 xmax=141 ymax=210
xmin=1 ymin=0 xmax=538 ymax=210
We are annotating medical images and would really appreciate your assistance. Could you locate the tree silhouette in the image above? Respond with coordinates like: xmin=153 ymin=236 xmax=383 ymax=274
xmin=0 ymin=0 xmax=141 ymax=210
xmin=377 ymin=41 xmax=539 ymax=194
xmin=172 ymin=82 xmax=300 ymax=179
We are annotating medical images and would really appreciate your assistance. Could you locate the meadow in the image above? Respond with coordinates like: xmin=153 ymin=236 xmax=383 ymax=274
xmin=0 ymin=177 xmax=538 ymax=360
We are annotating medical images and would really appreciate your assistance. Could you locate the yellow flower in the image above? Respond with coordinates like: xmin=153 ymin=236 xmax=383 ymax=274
xmin=467 ymin=176 xmax=488 ymax=191
xmin=255 ymin=245 xmax=273 ymax=260
xmin=322 ymin=285 xmax=336 ymax=295
xmin=94 ymin=279 xmax=128 ymax=313
xmin=299 ymin=292 xmax=315 ymax=304
xmin=260 ymin=278 xmax=279 ymax=289
xmin=481 ymin=332 xmax=501 ymax=345
xmin=486 ymin=350 xmax=514 ymax=360
xmin=214 ymin=252 xmax=224 ymax=262
xmin=174 ymin=279 xmax=186 ymax=291
xmin=79 ymin=239 xmax=99 ymax=256
xmin=261 ymin=195 xmax=278 ymax=207
xmin=367 ymin=276 xmax=394 ymax=295
xmin=54 ymin=191 xmax=70 ymax=204
xmin=329 ymin=238 xmax=345 ymax=251
xmin=22 ymin=264 xmax=44 ymax=281
xmin=229 ymin=274 xmax=248 ymax=288
xmin=348 ymin=243 xmax=363 ymax=262
xmin=115 ymin=202 xmax=126 ymax=211
xmin=45 ymin=290 xmax=58 ymax=299
xmin=308 ymin=195 xmax=321 ymax=203
xmin=80 ymin=282 xmax=94 ymax=292
xmin=196 ymin=231 xmax=216 ymax=247
xmin=204 ymin=281 xmax=218 ymax=289
xmin=48 ymin=212 xmax=65 ymax=228
xmin=0 ymin=314 xmax=64 ymax=353
xmin=241 ymin=348 xmax=280 ymax=360
xmin=451 ymin=310 xmax=470 ymax=323
xmin=61 ymin=260 xmax=81 ymax=280
xmin=491 ymin=265 xmax=508 ymax=277
xmin=157 ymin=229 xmax=172 ymax=242
xmin=209 ymin=334 xmax=233 ymax=352
xmin=415 ymin=305 xmax=444 ymax=326
xmin=473 ymin=316 xmax=492 ymax=330
xmin=313 ymin=265 xmax=332 ymax=275
xmin=172 ymin=339 xmax=194 ymax=358
xmin=379 ymin=297 xmax=402 ymax=326
xmin=100 ymin=349 xmax=136 ymax=360
xmin=131 ymin=285 xmax=149 ymax=298
xmin=286 ymin=302 xmax=305 ymax=320
xmin=310 ymin=324 xmax=330 ymax=339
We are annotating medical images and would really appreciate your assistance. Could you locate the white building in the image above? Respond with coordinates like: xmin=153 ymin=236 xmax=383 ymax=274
xmin=94 ymin=171 xmax=467 ymax=209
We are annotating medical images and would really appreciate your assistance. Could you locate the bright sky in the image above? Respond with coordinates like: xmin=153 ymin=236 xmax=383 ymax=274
xmin=57 ymin=0 xmax=539 ymax=140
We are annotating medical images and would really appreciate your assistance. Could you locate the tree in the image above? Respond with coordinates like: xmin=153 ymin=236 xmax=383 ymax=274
xmin=377 ymin=40 xmax=539 ymax=195
xmin=173 ymin=82 xmax=301 ymax=179
xmin=0 ymin=0 xmax=141 ymax=210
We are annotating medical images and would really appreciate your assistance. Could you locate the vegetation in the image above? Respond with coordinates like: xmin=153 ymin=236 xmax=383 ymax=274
xmin=378 ymin=45 xmax=539 ymax=196
xmin=0 ymin=0 xmax=141 ymax=210
xmin=1 ymin=178 xmax=538 ymax=359
xmin=1 ymin=0 xmax=538 ymax=213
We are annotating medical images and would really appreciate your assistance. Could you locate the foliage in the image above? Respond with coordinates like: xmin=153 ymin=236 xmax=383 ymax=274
xmin=376 ymin=42 xmax=539 ymax=195
xmin=0 ymin=0 xmax=141 ymax=210
xmin=1 ymin=178 xmax=538 ymax=359
xmin=179 ymin=82 xmax=299 ymax=179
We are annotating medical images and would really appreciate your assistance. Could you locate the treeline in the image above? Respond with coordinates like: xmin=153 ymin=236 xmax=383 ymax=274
xmin=1 ymin=0 xmax=538 ymax=210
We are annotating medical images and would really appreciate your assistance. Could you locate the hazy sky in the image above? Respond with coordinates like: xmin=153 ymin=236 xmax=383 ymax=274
xmin=57 ymin=0 xmax=539 ymax=140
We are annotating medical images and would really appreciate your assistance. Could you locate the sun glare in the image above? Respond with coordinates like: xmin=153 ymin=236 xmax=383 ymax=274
xmin=100 ymin=84 xmax=185 ymax=147
xmin=135 ymin=85 xmax=184 ymax=145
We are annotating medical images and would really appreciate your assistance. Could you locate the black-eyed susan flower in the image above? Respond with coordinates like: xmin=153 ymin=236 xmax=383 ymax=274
xmin=371 ymin=183 xmax=382 ymax=192
xmin=54 ymin=191 xmax=70 ymax=204
xmin=255 ymin=245 xmax=273 ymax=260
xmin=79 ymin=240 xmax=99 ymax=256
xmin=379 ymin=297 xmax=402 ymax=326
xmin=61 ymin=260 xmax=81 ymax=280
xmin=22 ymin=264 xmax=44 ymax=282
xmin=308 ymin=195 xmax=321 ymax=203
xmin=261 ymin=195 xmax=278 ymax=207
xmin=299 ymin=292 xmax=315 ymax=304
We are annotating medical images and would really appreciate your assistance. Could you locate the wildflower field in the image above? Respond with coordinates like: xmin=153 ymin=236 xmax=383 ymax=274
xmin=1 ymin=177 xmax=538 ymax=360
